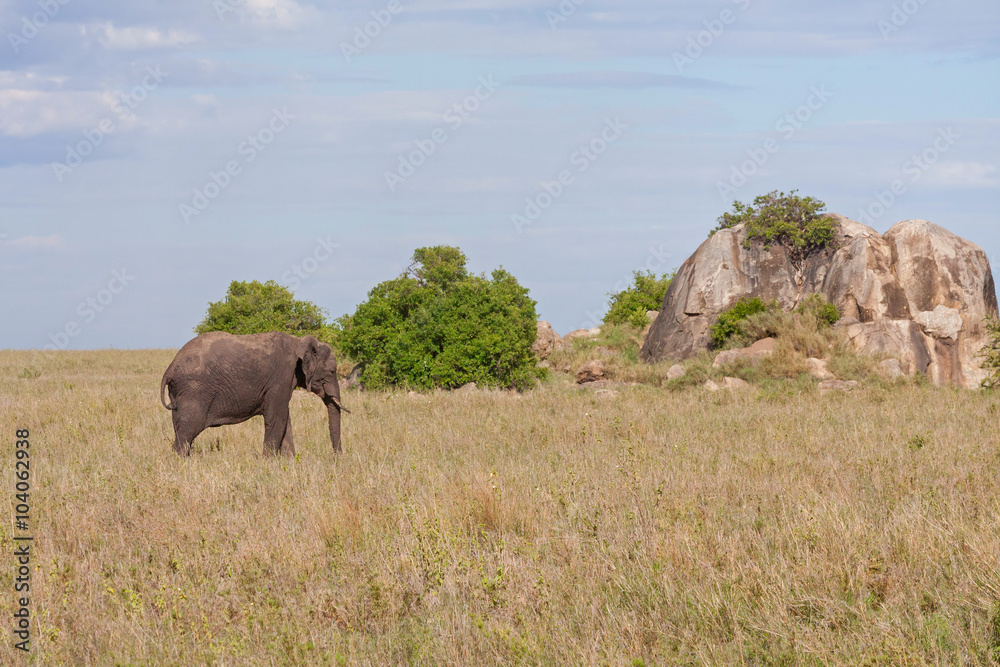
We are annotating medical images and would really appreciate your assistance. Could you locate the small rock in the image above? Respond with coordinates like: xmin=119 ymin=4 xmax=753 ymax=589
xmin=712 ymin=350 xmax=740 ymax=368
xmin=646 ymin=311 xmax=659 ymax=322
xmin=721 ymin=376 xmax=749 ymax=390
xmin=877 ymin=358 xmax=904 ymax=379
xmin=713 ymin=337 xmax=776 ymax=368
xmin=748 ymin=337 xmax=776 ymax=353
xmin=806 ymin=357 xmax=834 ymax=381
xmin=818 ymin=379 xmax=860 ymax=395
xmin=667 ymin=364 xmax=686 ymax=380
xmin=575 ymin=360 xmax=607 ymax=384
xmin=704 ymin=379 xmax=720 ymax=392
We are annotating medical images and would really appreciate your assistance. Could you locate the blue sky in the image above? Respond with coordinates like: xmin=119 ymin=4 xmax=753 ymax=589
xmin=1 ymin=0 xmax=998 ymax=349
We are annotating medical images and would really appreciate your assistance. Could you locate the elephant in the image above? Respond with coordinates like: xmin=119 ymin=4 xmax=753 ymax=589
xmin=160 ymin=331 xmax=348 ymax=456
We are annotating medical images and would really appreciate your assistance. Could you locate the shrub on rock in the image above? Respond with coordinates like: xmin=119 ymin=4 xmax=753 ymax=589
xmin=711 ymin=189 xmax=833 ymax=258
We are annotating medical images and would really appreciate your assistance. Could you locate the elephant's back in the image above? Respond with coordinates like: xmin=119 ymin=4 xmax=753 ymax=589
xmin=169 ymin=331 xmax=289 ymax=382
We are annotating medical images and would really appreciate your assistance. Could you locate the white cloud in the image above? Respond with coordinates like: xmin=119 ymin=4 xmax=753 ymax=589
xmin=4 ymin=235 xmax=63 ymax=249
xmin=0 ymin=90 xmax=113 ymax=137
xmin=0 ymin=71 xmax=71 ymax=91
xmin=243 ymin=0 xmax=315 ymax=29
xmin=97 ymin=24 xmax=198 ymax=50
xmin=924 ymin=161 xmax=999 ymax=188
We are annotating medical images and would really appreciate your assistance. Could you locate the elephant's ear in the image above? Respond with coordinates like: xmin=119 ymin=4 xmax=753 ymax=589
xmin=298 ymin=335 xmax=321 ymax=386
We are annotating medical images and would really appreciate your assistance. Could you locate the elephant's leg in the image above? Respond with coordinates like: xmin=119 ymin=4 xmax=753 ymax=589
xmin=171 ymin=406 xmax=204 ymax=456
xmin=279 ymin=415 xmax=296 ymax=457
xmin=262 ymin=414 xmax=288 ymax=456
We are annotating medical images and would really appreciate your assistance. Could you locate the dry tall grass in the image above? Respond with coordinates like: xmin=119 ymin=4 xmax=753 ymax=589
xmin=2 ymin=349 xmax=1000 ymax=665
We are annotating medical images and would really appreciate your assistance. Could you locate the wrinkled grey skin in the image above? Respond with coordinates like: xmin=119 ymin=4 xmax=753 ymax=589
xmin=160 ymin=332 xmax=347 ymax=456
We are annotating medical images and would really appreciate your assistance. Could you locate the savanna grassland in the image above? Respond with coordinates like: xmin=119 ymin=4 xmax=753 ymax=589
xmin=2 ymin=349 xmax=1000 ymax=665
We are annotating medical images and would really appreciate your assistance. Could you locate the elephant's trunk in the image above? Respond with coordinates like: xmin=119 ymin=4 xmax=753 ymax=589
xmin=326 ymin=401 xmax=342 ymax=453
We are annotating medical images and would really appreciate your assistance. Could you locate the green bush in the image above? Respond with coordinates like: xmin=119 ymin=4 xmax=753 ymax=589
xmin=195 ymin=280 xmax=330 ymax=339
xmin=709 ymin=297 xmax=769 ymax=349
xmin=603 ymin=270 xmax=676 ymax=328
xmin=336 ymin=246 xmax=542 ymax=391
xmin=711 ymin=190 xmax=834 ymax=258
xmin=977 ymin=317 xmax=1000 ymax=389
xmin=711 ymin=293 xmax=840 ymax=352
xmin=795 ymin=293 xmax=840 ymax=327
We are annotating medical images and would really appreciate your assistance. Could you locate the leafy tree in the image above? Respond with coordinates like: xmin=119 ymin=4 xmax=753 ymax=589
xmin=195 ymin=280 xmax=329 ymax=338
xmin=711 ymin=190 xmax=834 ymax=259
xmin=337 ymin=246 xmax=542 ymax=391
xmin=409 ymin=246 xmax=468 ymax=289
xmin=604 ymin=270 xmax=676 ymax=328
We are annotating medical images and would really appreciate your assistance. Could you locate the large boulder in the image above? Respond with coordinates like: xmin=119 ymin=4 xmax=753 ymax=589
xmin=884 ymin=219 xmax=998 ymax=386
xmin=533 ymin=321 xmax=563 ymax=360
xmin=641 ymin=215 xmax=998 ymax=388
xmin=575 ymin=360 xmax=607 ymax=384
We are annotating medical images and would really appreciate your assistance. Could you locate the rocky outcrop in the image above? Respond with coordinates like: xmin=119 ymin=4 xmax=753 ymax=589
xmin=533 ymin=321 xmax=563 ymax=360
xmin=641 ymin=215 xmax=998 ymax=387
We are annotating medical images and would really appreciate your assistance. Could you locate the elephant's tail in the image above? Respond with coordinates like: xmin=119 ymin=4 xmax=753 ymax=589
xmin=160 ymin=371 xmax=177 ymax=411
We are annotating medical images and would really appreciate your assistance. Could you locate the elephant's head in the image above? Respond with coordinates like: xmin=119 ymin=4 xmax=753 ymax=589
xmin=297 ymin=336 xmax=347 ymax=452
